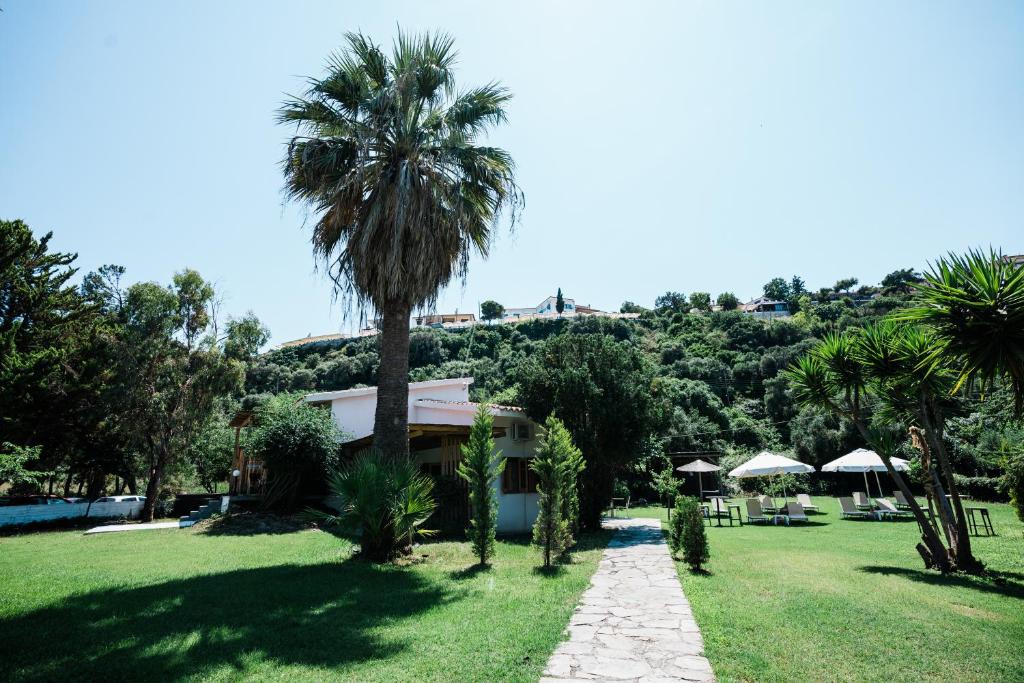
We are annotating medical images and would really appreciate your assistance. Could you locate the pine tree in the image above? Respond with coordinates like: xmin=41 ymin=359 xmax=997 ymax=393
xmin=457 ymin=403 xmax=505 ymax=565
xmin=531 ymin=415 xmax=572 ymax=567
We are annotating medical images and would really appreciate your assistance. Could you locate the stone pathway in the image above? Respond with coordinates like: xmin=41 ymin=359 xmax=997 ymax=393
xmin=84 ymin=521 xmax=182 ymax=534
xmin=541 ymin=517 xmax=714 ymax=682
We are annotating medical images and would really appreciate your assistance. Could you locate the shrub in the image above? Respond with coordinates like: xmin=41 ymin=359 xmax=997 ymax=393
xmin=307 ymin=451 xmax=436 ymax=562
xmin=952 ymin=474 xmax=1006 ymax=502
xmin=456 ymin=404 xmax=505 ymax=566
xmin=670 ymin=496 xmax=709 ymax=572
xmin=1004 ymin=452 xmax=1024 ymax=522
xmin=249 ymin=394 xmax=343 ymax=509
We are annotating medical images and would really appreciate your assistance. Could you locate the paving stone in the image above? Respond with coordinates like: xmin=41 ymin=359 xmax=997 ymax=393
xmin=541 ymin=518 xmax=715 ymax=682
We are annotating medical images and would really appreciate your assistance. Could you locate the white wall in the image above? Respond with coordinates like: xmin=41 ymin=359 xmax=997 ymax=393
xmin=0 ymin=500 xmax=145 ymax=528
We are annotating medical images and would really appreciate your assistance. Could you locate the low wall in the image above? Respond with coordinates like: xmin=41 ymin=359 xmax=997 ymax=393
xmin=0 ymin=500 xmax=145 ymax=527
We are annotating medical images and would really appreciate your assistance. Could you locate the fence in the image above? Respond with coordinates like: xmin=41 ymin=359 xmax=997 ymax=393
xmin=0 ymin=500 xmax=145 ymax=528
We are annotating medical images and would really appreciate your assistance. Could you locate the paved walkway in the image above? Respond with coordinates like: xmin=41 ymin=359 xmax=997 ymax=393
xmin=84 ymin=521 xmax=182 ymax=534
xmin=542 ymin=518 xmax=715 ymax=682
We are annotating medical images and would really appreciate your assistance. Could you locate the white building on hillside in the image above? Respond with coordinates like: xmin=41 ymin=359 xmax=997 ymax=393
xmin=305 ymin=378 xmax=540 ymax=533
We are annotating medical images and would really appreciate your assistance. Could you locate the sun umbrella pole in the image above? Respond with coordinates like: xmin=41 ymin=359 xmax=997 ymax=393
xmin=698 ymin=472 xmax=703 ymax=501
xmin=873 ymin=470 xmax=884 ymax=498
xmin=862 ymin=471 xmax=870 ymax=500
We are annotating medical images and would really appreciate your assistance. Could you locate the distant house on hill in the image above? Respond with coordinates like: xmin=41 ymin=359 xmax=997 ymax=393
xmin=415 ymin=312 xmax=476 ymax=327
xmin=742 ymin=297 xmax=791 ymax=320
xmin=502 ymin=293 xmax=599 ymax=319
xmin=305 ymin=378 xmax=540 ymax=533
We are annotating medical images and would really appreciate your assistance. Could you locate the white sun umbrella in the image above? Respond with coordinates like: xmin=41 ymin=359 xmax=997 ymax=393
xmin=728 ymin=451 xmax=815 ymax=506
xmin=676 ymin=459 xmax=721 ymax=501
xmin=821 ymin=448 xmax=909 ymax=499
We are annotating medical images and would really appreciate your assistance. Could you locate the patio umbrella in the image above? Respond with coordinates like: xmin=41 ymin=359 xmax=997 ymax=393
xmin=821 ymin=448 xmax=909 ymax=499
xmin=728 ymin=451 xmax=815 ymax=506
xmin=676 ymin=459 xmax=721 ymax=501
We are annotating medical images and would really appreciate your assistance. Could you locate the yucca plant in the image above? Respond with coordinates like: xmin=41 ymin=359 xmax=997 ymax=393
xmin=307 ymin=451 xmax=436 ymax=562
xmin=278 ymin=30 xmax=522 ymax=458
xmin=902 ymin=249 xmax=1024 ymax=412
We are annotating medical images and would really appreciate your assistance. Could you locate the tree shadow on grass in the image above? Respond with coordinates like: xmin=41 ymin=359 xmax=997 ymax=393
xmin=858 ymin=565 xmax=1024 ymax=600
xmin=449 ymin=563 xmax=493 ymax=580
xmin=0 ymin=557 xmax=458 ymax=682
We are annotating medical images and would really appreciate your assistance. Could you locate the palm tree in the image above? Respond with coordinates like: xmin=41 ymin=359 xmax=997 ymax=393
xmin=278 ymin=30 xmax=522 ymax=457
xmin=902 ymin=249 xmax=1024 ymax=412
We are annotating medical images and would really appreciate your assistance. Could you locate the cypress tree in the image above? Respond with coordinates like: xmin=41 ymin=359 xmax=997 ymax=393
xmin=457 ymin=403 xmax=504 ymax=566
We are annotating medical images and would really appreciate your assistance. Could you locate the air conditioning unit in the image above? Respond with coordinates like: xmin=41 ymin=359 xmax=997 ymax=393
xmin=512 ymin=423 xmax=530 ymax=441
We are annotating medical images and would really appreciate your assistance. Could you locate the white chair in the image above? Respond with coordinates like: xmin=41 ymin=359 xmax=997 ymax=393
xmin=746 ymin=498 xmax=769 ymax=524
xmin=839 ymin=497 xmax=871 ymax=519
xmin=796 ymin=494 xmax=818 ymax=513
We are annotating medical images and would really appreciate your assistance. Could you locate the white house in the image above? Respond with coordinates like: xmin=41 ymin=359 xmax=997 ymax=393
xmin=304 ymin=378 xmax=540 ymax=533
xmin=503 ymin=294 xmax=580 ymax=318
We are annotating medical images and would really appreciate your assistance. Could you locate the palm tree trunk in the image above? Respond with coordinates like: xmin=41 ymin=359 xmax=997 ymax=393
xmin=373 ymin=303 xmax=411 ymax=459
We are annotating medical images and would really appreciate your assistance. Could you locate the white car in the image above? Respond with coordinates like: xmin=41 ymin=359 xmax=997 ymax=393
xmin=94 ymin=495 xmax=146 ymax=503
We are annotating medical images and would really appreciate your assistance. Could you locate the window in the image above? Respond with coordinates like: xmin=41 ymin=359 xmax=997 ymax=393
xmin=502 ymin=457 xmax=539 ymax=494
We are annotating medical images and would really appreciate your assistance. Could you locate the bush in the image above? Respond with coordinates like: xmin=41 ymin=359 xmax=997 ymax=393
xmin=953 ymin=474 xmax=1006 ymax=503
xmin=307 ymin=451 xmax=436 ymax=562
xmin=669 ymin=496 xmax=709 ymax=572
xmin=1003 ymin=453 xmax=1024 ymax=522
xmin=248 ymin=394 xmax=343 ymax=509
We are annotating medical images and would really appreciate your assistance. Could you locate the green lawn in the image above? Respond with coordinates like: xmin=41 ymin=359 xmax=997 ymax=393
xmin=626 ymin=500 xmax=1024 ymax=683
xmin=0 ymin=522 xmax=610 ymax=682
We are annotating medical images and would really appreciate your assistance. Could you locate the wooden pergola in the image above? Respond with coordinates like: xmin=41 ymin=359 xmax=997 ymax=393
xmin=228 ymin=411 xmax=264 ymax=496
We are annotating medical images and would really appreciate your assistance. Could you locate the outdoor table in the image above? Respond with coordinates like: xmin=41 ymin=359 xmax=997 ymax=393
xmin=771 ymin=514 xmax=790 ymax=526
xmin=609 ymin=497 xmax=626 ymax=517
xmin=965 ymin=507 xmax=995 ymax=536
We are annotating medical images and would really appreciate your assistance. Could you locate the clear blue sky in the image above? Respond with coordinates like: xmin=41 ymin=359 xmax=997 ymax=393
xmin=2 ymin=1 xmax=1021 ymax=345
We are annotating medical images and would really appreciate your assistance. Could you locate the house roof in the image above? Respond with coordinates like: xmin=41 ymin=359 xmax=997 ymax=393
xmin=304 ymin=377 xmax=473 ymax=403
xmin=416 ymin=398 xmax=525 ymax=416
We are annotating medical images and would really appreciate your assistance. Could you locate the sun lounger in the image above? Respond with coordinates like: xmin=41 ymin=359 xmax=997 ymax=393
xmin=893 ymin=490 xmax=912 ymax=510
xmin=758 ymin=495 xmax=778 ymax=514
xmin=839 ymin=496 xmax=871 ymax=519
xmin=875 ymin=498 xmax=913 ymax=519
xmin=785 ymin=501 xmax=809 ymax=522
xmin=746 ymin=498 xmax=769 ymax=524
xmin=853 ymin=492 xmax=873 ymax=510
xmin=709 ymin=497 xmax=729 ymax=517
xmin=796 ymin=494 xmax=818 ymax=512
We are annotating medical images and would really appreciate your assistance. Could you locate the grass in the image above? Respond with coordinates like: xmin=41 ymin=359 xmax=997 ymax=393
xmin=0 ymin=521 xmax=611 ymax=682
xmin=625 ymin=499 xmax=1024 ymax=683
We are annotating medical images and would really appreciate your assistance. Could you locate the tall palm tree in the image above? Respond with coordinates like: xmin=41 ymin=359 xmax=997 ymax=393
xmin=278 ymin=31 xmax=522 ymax=457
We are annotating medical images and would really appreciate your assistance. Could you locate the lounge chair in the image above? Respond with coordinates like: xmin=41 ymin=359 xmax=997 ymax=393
xmin=785 ymin=501 xmax=809 ymax=523
xmin=853 ymin=492 xmax=873 ymax=510
xmin=745 ymin=498 xmax=769 ymax=524
xmin=893 ymin=490 xmax=912 ymax=510
xmin=710 ymin=497 xmax=729 ymax=517
xmin=839 ymin=496 xmax=871 ymax=519
xmin=796 ymin=494 xmax=819 ymax=513
xmin=759 ymin=495 xmax=778 ymax=514
xmin=875 ymin=498 xmax=913 ymax=519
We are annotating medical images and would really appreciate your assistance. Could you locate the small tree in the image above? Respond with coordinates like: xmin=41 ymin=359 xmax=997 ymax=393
xmin=531 ymin=415 xmax=573 ymax=567
xmin=669 ymin=496 xmax=709 ymax=572
xmin=480 ymin=300 xmax=505 ymax=323
xmin=716 ymin=292 xmax=739 ymax=311
xmin=555 ymin=288 xmax=565 ymax=315
xmin=552 ymin=417 xmax=585 ymax=539
xmin=652 ymin=456 xmax=681 ymax=519
xmin=457 ymin=403 xmax=505 ymax=566
xmin=689 ymin=291 xmax=712 ymax=312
